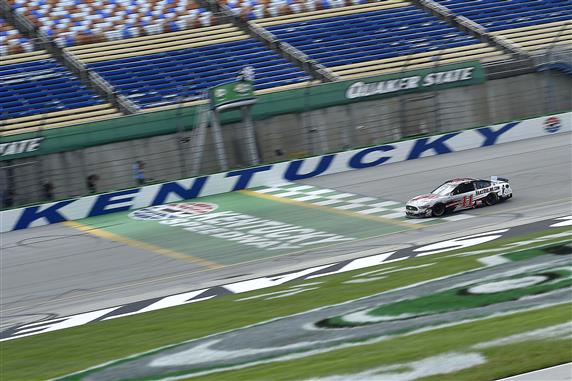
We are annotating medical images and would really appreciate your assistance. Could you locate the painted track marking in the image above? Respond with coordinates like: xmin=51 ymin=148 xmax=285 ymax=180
xmin=239 ymin=189 xmax=422 ymax=229
xmin=4 ymin=198 xmax=570 ymax=317
xmin=63 ymin=220 xmax=221 ymax=269
xmin=250 ymin=184 xmax=477 ymax=225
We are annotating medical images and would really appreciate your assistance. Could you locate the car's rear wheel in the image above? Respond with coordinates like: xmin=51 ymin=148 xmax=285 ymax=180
xmin=431 ymin=203 xmax=446 ymax=217
xmin=485 ymin=192 xmax=499 ymax=206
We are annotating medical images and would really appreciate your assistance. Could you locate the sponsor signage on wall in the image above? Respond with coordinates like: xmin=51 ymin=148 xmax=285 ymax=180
xmin=345 ymin=66 xmax=481 ymax=100
xmin=0 ymin=113 xmax=570 ymax=233
xmin=209 ymin=80 xmax=256 ymax=110
xmin=0 ymin=137 xmax=44 ymax=158
xmin=0 ymin=62 xmax=485 ymax=161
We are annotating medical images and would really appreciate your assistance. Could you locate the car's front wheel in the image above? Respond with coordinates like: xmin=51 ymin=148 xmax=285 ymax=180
xmin=485 ymin=192 xmax=499 ymax=206
xmin=431 ymin=203 xmax=446 ymax=217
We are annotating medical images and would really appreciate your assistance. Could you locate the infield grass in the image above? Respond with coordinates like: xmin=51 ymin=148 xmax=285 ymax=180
xmin=1 ymin=227 xmax=570 ymax=381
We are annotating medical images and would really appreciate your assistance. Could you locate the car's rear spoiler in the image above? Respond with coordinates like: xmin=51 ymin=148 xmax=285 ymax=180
xmin=491 ymin=176 xmax=509 ymax=182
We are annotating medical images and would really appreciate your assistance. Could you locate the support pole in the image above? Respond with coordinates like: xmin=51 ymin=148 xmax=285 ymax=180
xmin=241 ymin=106 xmax=260 ymax=166
xmin=211 ymin=111 xmax=229 ymax=171
xmin=189 ymin=104 xmax=209 ymax=177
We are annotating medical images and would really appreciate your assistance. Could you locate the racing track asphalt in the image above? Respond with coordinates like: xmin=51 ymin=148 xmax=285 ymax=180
xmin=1 ymin=132 xmax=571 ymax=330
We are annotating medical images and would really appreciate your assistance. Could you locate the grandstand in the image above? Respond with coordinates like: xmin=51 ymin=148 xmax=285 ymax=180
xmin=64 ymin=23 xmax=311 ymax=110
xmin=0 ymin=54 xmax=121 ymax=135
xmin=252 ymin=1 xmax=509 ymax=79
xmin=0 ymin=17 xmax=34 ymax=55
xmin=5 ymin=0 xmax=218 ymax=47
xmin=435 ymin=0 xmax=571 ymax=53
xmin=0 ymin=17 xmax=120 ymax=136
xmin=1 ymin=0 xmax=570 ymax=133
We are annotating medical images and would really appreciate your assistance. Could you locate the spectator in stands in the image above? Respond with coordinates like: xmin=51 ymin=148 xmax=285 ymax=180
xmin=86 ymin=174 xmax=99 ymax=194
xmin=133 ymin=161 xmax=146 ymax=186
xmin=42 ymin=182 xmax=54 ymax=201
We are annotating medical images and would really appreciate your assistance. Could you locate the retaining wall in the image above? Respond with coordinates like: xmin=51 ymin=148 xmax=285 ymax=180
xmin=1 ymin=111 xmax=569 ymax=232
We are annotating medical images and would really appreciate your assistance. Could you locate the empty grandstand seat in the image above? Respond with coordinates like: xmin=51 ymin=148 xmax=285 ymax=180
xmin=6 ymin=0 xmax=217 ymax=47
xmin=65 ymin=24 xmax=310 ymax=110
xmin=1 ymin=52 xmax=121 ymax=136
xmin=253 ymin=1 xmax=508 ymax=78
xmin=434 ymin=0 xmax=571 ymax=53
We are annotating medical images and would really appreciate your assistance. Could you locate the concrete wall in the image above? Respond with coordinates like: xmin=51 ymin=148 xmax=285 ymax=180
xmin=2 ymin=71 xmax=571 ymax=207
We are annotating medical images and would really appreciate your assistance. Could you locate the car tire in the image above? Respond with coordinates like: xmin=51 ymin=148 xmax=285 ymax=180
xmin=431 ymin=203 xmax=446 ymax=217
xmin=485 ymin=192 xmax=499 ymax=206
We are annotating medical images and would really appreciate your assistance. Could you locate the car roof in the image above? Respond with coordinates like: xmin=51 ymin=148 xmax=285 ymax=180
xmin=445 ymin=178 xmax=478 ymax=184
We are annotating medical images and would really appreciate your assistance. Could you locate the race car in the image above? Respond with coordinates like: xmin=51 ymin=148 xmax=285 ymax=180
xmin=405 ymin=177 xmax=512 ymax=218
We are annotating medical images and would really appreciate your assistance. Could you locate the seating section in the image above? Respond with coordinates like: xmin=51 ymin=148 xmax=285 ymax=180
xmin=1 ymin=17 xmax=35 ymax=56
xmin=491 ymin=20 xmax=571 ymax=54
xmin=435 ymin=0 xmax=572 ymax=53
xmin=1 ymin=53 xmax=121 ymax=136
xmin=66 ymin=24 xmax=311 ymax=110
xmin=222 ymin=0 xmax=369 ymax=20
xmin=254 ymin=1 xmax=509 ymax=79
xmin=2 ymin=0 xmax=564 ymax=135
xmin=6 ymin=0 xmax=218 ymax=47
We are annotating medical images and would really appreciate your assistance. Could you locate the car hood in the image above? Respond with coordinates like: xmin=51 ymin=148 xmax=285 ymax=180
xmin=407 ymin=194 xmax=443 ymax=206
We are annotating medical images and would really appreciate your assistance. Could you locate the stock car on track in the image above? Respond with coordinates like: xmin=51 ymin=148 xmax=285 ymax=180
xmin=405 ymin=177 xmax=512 ymax=218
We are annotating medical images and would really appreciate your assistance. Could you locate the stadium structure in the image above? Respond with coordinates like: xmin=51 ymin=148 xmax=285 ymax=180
xmin=0 ymin=1 xmax=571 ymax=380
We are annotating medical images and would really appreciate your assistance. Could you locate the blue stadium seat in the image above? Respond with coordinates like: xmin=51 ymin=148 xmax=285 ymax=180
xmin=434 ymin=0 xmax=571 ymax=31
xmin=86 ymin=39 xmax=309 ymax=108
xmin=0 ymin=59 xmax=107 ymax=120
xmin=266 ymin=5 xmax=487 ymax=68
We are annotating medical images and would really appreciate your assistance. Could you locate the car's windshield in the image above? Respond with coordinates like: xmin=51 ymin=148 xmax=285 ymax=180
xmin=431 ymin=183 xmax=455 ymax=196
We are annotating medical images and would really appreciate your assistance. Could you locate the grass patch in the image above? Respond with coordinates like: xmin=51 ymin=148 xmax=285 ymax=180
xmin=1 ymin=228 xmax=570 ymax=381
xmin=183 ymin=303 xmax=572 ymax=381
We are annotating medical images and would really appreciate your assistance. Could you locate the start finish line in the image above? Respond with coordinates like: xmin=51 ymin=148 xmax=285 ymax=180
xmin=0 ymin=112 xmax=569 ymax=233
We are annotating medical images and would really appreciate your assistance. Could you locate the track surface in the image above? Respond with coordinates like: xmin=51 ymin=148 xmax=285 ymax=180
xmin=1 ymin=133 xmax=571 ymax=330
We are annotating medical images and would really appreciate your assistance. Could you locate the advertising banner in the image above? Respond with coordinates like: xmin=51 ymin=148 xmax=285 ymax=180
xmin=1 ymin=112 xmax=569 ymax=233
xmin=209 ymin=80 xmax=256 ymax=110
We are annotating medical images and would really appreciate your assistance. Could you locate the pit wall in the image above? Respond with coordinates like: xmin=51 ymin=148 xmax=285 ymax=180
xmin=1 ymin=112 xmax=569 ymax=233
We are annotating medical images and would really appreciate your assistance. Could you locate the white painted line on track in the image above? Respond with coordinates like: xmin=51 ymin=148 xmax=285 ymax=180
xmin=285 ymin=185 xmax=315 ymax=191
xmin=357 ymin=207 xmax=390 ymax=215
xmin=327 ymin=193 xmax=357 ymax=199
xmin=348 ymin=197 xmax=378 ymax=203
xmin=307 ymin=189 xmax=337 ymax=195
xmin=292 ymin=195 xmax=323 ymax=202
xmin=368 ymin=201 xmax=402 ymax=207
xmin=254 ymin=187 xmax=282 ymax=193
xmin=314 ymin=199 xmax=347 ymax=206
xmin=272 ymin=191 xmax=303 ymax=197
xmin=336 ymin=204 xmax=366 ymax=210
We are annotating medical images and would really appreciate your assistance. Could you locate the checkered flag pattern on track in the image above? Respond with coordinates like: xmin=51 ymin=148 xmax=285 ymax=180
xmin=253 ymin=183 xmax=475 ymax=225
